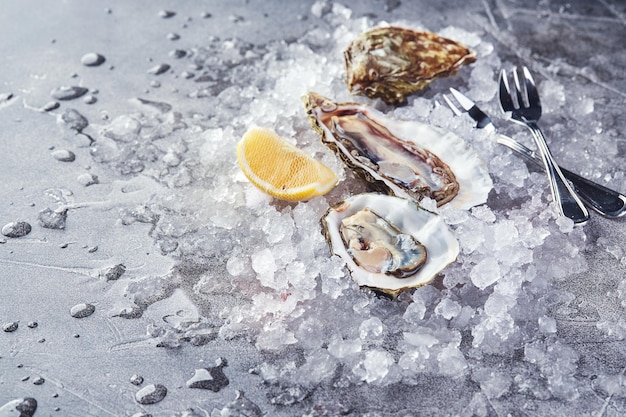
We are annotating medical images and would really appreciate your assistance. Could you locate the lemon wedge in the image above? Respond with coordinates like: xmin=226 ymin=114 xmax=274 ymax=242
xmin=237 ymin=127 xmax=338 ymax=201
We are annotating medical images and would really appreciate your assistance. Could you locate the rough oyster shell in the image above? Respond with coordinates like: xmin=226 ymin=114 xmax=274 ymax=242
xmin=323 ymin=193 xmax=459 ymax=297
xmin=303 ymin=92 xmax=492 ymax=209
xmin=344 ymin=26 xmax=476 ymax=104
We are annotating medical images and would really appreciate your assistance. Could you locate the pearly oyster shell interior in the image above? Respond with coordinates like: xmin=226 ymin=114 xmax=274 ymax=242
xmin=323 ymin=193 xmax=459 ymax=297
xmin=303 ymin=92 xmax=492 ymax=210
xmin=344 ymin=26 xmax=476 ymax=104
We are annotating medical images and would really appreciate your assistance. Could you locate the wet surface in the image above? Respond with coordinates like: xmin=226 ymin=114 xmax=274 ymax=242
xmin=2 ymin=0 xmax=626 ymax=416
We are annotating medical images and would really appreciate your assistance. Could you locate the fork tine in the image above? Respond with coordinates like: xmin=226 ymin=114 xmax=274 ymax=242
xmin=498 ymin=69 xmax=515 ymax=112
xmin=512 ymin=67 xmax=527 ymax=108
xmin=522 ymin=66 xmax=541 ymax=108
xmin=443 ymin=94 xmax=464 ymax=116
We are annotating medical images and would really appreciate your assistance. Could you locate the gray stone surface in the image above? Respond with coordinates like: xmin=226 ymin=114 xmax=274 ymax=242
xmin=1 ymin=0 xmax=626 ymax=416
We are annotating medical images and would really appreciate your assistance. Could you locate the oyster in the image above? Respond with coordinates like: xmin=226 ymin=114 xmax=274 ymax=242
xmin=344 ymin=26 xmax=476 ymax=104
xmin=303 ymin=92 xmax=492 ymax=209
xmin=340 ymin=208 xmax=427 ymax=278
xmin=323 ymin=193 xmax=459 ymax=297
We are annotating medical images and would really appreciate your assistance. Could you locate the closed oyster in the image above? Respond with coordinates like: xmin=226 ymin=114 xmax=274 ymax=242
xmin=323 ymin=193 xmax=459 ymax=297
xmin=303 ymin=92 xmax=492 ymax=209
xmin=344 ymin=26 xmax=476 ymax=104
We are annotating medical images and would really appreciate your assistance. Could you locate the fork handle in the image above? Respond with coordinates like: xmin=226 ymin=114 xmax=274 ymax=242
xmin=560 ymin=167 xmax=626 ymax=218
xmin=526 ymin=122 xmax=590 ymax=224
xmin=495 ymin=134 xmax=626 ymax=218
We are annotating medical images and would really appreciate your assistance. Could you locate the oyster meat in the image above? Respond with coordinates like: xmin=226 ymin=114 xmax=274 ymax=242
xmin=340 ymin=208 xmax=427 ymax=278
xmin=304 ymin=92 xmax=492 ymax=209
xmin=323 ymin=193 xmax=459 ymax=297
xmin=344 ymin=26 xmax=476 ymax=104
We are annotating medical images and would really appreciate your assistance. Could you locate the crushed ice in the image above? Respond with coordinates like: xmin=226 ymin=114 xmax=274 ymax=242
xmin=9 ymin=1 xmax=626 ymax=414
xmin=91 ymin=3 xmax=604 ymax=399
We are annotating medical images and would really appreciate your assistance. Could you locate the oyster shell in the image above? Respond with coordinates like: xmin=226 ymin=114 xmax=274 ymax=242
xmin=344 ymin=26 xmax=476 ymax=104
xmin=303 ymin=92 xmax=492 ymax=209
xmin=323 ymin=193 xmax=459 ymax=297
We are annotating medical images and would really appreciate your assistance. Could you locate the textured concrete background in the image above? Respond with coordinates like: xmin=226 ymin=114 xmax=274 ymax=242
xmin=2 ymin=1 xmax=626 ymax=416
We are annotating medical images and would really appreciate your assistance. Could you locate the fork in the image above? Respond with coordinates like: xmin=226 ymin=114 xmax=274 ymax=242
xmin=444 ymin=88 xmax=626 ymax=218
xmin=498 ymin=66 xmax=589 ymax=224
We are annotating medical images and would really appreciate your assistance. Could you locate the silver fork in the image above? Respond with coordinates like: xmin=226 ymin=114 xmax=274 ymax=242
xmin=499 ymin=66 xmax=589 ymax=224
xmin=444 ymin=88 xmax=626 ymax=218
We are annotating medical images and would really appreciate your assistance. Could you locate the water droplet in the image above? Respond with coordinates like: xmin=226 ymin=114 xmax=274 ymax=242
xmin=180 ymin=71 xmax=194 ymax=79
xmin=51 ymin=86 xmax=88 ymax=101
xmin=218 ymin=391 xmax=262 ymax=417
xmin=185 ymin=358 xmax=229 ymax=392
xmin=169 ymin=49 xmax=186 ymax=59
xmin=102 ymin=264 xmax=126 ymax=281
xmin=0 ymin=92 xmax=13 ymax=102
xmin=147 ymin=64 xmax=170 ymax=75
xmin=101 ymin=114 xmax=140 ymax=141
xmin=166 ymin=33 xmax=180 ymax=41
xmin=77 ymin=173 xmax=99 ymax=186
xmin=229 ymin=14 xmax=244 ymax=23
xmin=135 ymin=384 xmax=167 ymax=405
xmin=41 ymin=101 xmax=60 ymax=112
xmin=80 ymin=52 xmax=106 ymax=67
xmin=0 ymin=398 xmax=37 ymax=417
xmin=38 ymin=338 xmax=46 ymax=343
xmin=130 ymin=374 xmax=144 ymax=386
xmin=133 ymin=97 xmax=172 ymax=113
xmin=2 ymin=222 xmax=31 ymax=238
xmin=21 ymin=376 xmax=30 ymax=382
xmin=38 ymin=208 xmax=68 ymax=230
xmin=69 ymin=303 xmax=95 ymax=318
xmin=59 ymin=108 xmax=89 ymax=132
xmin=158 ymin=10 xmax=176 ymax=18
xmin=150 ymin=81 xmax=161 ymax=88
xmin=2 ymin=322 xmax=18 ymax=332
xmin=32 ymin=377 xmax=45 ymax=386
xmin=88 ymin=246 xmax=98 ymax=253
xmin=83 ymin=95 xmax=97 ymax=105
xmin=51 ymin=149 xmax=76 ymax=162
xmin=201 ymin=12 xmax=212 ymax=18
xmin=27 ymin=321 xmax=38 ymax=328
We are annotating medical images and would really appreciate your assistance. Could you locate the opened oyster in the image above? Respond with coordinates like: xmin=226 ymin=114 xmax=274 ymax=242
xmin=344 ymin=26 xmax=476 ymax=104
xmin=304 ymin=92 xmax=492 ymax=209
xmin=323 ymin=193 xmax=459 ymax=297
